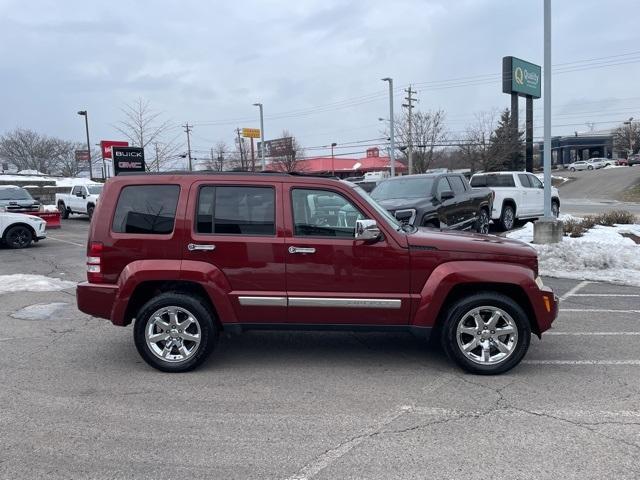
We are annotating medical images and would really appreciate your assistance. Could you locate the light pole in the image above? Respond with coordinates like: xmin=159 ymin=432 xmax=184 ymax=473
xmin=331 ymin=142 xmax=337 ymax=176
xmin=624 ymin=117 xmax=635 ymax=156
xmin=381 ymin=78 xmax=395 ymax=177
xmin=253 ymin=103 xmax=265 ymax=170
xmin=542 ymin=0 xmax=552 ymax=220
xmin=77 ymin=110 xmax=101 ymax=180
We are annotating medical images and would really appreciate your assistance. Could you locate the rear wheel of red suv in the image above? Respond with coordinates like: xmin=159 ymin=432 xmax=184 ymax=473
xmin=134 ymin=292 xmax=217 ymax=372
xmin=440 ymin=292 xmax=531 ymax=375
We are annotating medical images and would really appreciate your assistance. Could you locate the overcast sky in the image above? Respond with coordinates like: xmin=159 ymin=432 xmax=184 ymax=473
xmin=1 ymin=0 xmax=639 ymax=164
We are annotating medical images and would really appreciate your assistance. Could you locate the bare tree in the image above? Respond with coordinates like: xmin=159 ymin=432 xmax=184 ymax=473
xmin=386 ymin=110 xmax=447 ymax=173
xmin=269 ymin=130 xmax=304 ymax=172
xmin=0 ymin=128 xmax=71 ymax=174
xmin=613 ymin=121 xmax=640 ymax=156
xmin=458 ymin=109 xmax=499 ymax=173
xmin=203 ymin=141 xmax=228 ymax=171
xmin=114 ymin=98 xmax=180 ymax=171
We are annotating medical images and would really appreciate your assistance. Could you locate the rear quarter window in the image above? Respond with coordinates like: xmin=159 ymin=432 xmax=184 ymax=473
xmin=472 ymin=174 xmax=516 ymax=187
xmin=112 ymin=185 xmax=180 ymax=234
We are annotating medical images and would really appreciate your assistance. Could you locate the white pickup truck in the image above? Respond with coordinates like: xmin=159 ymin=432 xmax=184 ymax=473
xmin=56 ymin=183 xmax=103 ymax=219
xmin=470 ymin=171 xmax=560 ymax=231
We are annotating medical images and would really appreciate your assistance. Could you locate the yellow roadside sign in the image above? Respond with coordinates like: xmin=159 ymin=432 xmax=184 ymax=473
xmin=242 ymin=128 xmax=261 ymax=138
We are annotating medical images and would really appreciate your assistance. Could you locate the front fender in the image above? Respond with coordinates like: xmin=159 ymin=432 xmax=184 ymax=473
xmin=110 ymin=259 xmax=236 ymax=325
xmin=412 ymin=260 xmax=536 ymax=329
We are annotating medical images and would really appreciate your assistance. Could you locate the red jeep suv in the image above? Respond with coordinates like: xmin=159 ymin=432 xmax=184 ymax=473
xmin=77 ymin=172 xmax=557 ymax=374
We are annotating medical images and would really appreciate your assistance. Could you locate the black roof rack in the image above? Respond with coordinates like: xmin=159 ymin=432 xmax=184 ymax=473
xmin=116 ymin=170 xmax=340 ymax=180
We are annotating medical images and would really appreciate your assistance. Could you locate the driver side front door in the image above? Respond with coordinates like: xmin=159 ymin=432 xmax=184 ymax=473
xmin=283 ymin=185 xmax=411 ymax=326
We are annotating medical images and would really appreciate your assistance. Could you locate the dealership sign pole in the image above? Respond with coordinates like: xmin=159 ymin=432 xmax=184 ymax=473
xmin=502 ymin=56 xmax=541 ymax=172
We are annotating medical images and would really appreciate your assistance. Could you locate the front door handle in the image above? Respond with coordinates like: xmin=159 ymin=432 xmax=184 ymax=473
xmin=188 ymin=243 xmax=216 ymax=252
xmin=288 ymin=246 xmax=316 ymax=254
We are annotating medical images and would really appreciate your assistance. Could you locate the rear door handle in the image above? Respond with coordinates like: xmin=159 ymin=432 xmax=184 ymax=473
xmin=288 ymin=246 xmax=316 ymax=254
xmin=188 ymin=243 xmax=216 ymax=252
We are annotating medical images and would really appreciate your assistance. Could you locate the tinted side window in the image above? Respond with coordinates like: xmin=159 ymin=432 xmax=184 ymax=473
xmin=436 ymin=177 xmax=452 ymax=196
xmin=72 ymin=186 xmax=82 ymax=195
xmin=448 ymin=176 xmax=466 ymax=194
xmin=518 ymin=174 xmax=532 ymax=188
xmin=292 ymin=189 xmax=364 ymax=238
xmin=112 ymin=185 xmax=179 ymax=234
xmin=469 ymin=176 xmax=486 ymax=187
xmin=196 ymin=186 xmax=275 ymax=235
xmin=484 ymin=174 xmax=516 ymax=187
xmin=528 ymin=174 xmax=543 ymax=188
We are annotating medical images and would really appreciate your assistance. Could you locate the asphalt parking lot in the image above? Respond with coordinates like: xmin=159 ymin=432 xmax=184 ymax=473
xmin=1 ymin=218 xmax=639 ymax=479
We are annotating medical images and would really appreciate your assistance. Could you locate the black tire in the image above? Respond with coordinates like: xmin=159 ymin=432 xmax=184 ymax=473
xmin=87 ymin=204 xmax=95 ymax=220
xmin=498 ymin=204 xmax=515 ymax=231
xmin=134 ymin=292 xmax=217 ymax=372
xmin=4 ymin=225 xmax=33 ymax=249
xmin=58 ymin=202 xmax=70 ymax=219
xmin=475 ymin=208 xmax=490 ymax=234
xmin=569 ymin=167 xmax=576 ymax=172
xmin=587 ymin=165 xmax=593 ymax=170
xmin=440 ymin=292 xmax=531 ymax=375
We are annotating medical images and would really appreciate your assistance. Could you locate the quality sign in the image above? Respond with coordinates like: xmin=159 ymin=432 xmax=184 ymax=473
xmin=502 ymin=56 xmax=541 ymax=99
xmin=112 ymin=146 xmax=145 ymax=175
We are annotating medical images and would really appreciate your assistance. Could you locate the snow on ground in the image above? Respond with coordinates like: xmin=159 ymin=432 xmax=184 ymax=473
xmin=534 ymin=173 xmax=570 ymax=184
xmin=507 ymin=219 xmax=640 ymax=286
xmin=0 ymin=274 xmax=75 ymax=294
xmin=11 ymin=302 xmax=69 ymax=320
xmin=42 ymin=204 xmax=59 ymax=212
xmin=0 ymin=173 xmax=96 ymax=187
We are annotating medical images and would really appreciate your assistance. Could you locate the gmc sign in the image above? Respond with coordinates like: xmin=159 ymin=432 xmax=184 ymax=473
xmin=112 ymin=147 xmax=146 ymax=175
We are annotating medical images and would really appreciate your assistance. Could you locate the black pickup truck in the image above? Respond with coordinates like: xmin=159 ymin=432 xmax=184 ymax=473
xmin=370 ymin=173 xmax=493 ymax=233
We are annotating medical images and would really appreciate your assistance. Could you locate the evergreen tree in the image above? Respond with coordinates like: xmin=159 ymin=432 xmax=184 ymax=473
xmin=487 ymin=109 xmax=524 ymax=171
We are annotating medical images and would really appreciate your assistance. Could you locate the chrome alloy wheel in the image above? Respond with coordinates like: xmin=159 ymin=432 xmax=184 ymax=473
xmin=502 ymin=208 xmax=514 ymax=230
xmin=456 ymin=306 xmax=518 ymax=365
xmin=145 ymin=306 xmax=201 ymax=363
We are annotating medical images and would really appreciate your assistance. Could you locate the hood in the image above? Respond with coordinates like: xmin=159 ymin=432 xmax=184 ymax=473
xmin=0 ymin=198 xmax=39 ymax=206
xmin=375 ymin=197 xmax=433 ymax=211
xmin=0 ymin=212 xmax=43 ymax=222
xmin=408 ymin=227 xmax=537 ymax=258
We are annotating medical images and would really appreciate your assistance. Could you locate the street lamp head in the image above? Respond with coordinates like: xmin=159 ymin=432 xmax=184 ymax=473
xmin=253 ymin=103 xmax=262 ymax=107
xmin=77 ymin=110 xmax=87 ymax=116
xmin=331 ymin=142 xmax=337 ymax=147
xmin=381 ymin=77 xmax=391 ymax=82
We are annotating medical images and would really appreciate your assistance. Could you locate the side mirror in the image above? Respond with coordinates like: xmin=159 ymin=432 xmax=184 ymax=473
xmin=355 ymin=219 xmax=381 ymax=241
xmin=440 ymin=190 xmax=455 ymax=200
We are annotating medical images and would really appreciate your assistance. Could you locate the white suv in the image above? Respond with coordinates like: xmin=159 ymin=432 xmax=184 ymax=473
xmin=470 ymin=172 xmax=560 ymax=231
xmin=0 ymin=212 xmax=47 ymax=248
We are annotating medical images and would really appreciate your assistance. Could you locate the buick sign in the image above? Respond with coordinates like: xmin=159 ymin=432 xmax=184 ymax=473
xmin=112 ymin=147 xmax=146 ymax=175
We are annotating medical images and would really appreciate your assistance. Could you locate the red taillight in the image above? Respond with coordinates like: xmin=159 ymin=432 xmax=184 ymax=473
xmin=87 ymin=241 xmax=103 ymax=283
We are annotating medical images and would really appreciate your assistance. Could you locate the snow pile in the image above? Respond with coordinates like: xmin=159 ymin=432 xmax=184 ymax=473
xmin=0 ymin=274 xmax=75 ymax=294
xmin=534 ymin=173 xmax=569 ymax=185
xmin=0 ymin=173 xmax=94 ymax=187
xmin=507 ymin=220 xmax=640 ymax=286
xmin=11 ymin=302 xmax=69 ymax=320
xmin=42 ymin=204 xmax=60 ymax=212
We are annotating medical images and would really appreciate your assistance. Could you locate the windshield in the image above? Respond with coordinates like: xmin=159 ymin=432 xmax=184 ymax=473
xmin=371 ymin=177 xmax=433 ymax=200
xmin=347 ymin=182 xmax=402 ymax=230
xmin=87 ymin=185 xmax=103 ymax=195
xmin=0 ymin=188 xmax=34 ymax=201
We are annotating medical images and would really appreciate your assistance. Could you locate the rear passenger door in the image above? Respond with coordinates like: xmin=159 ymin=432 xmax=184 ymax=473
xmin=446 ymin=175 xmax=473 ymax=229
xmin=527 ymin=174 xmax=544 ymax=216
xmin=185 ymin=181 xmax=287 ymax=324
xmin=517 ymin=173 xmax=535 ymax=216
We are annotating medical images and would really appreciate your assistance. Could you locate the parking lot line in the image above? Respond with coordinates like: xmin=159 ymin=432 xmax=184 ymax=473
xmin=560 ymin=308 xmax=640 ymax=313
xmin=46 ymin=236 xmax=84 ymax=247
xmin=523 ymin=360 xmax=640 ymax=365
xmin=546 ymin=331 xmax=640 ymax=335
xmin=559 ymin=280 xmax=590 ymax=301
xmin=567 ymin=294 xmax=640 ymax=297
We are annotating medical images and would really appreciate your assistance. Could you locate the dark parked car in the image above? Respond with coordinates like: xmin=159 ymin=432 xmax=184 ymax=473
xmin=628 ymin=154 xmax=640 ymax=167
xmin=370 ymin=173 xmax=493 ymax=233
xmin=0 ymin=186 xmax=41 ymax=213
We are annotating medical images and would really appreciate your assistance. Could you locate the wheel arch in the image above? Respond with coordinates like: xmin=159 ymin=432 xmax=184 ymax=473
xmin=2 ymin=222 xmax=37 ymax=242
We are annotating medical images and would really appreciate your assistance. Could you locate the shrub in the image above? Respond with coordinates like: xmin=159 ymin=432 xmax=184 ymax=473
xmin=563 ymin=218 xmax=586 ymax=238
xmin=596 ymin=210 xmax=637 ymax=226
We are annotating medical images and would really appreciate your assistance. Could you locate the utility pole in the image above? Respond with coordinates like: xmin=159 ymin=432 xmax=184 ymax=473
xmin=236 ymin=128 xmax=245 ymax=170
xmin=154 ymin=142 xmax=160 ymax=172
xmin=403 ymin=85 xmax=417 ymax=175
xmin=183 ymin=123 xmax=193 ymax=171
xmin=381 ymin=78 xmax=395 ymax=177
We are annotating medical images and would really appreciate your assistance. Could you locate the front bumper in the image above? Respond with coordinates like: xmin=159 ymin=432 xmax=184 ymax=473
xmin=77 ymin=282 xmax=119 ymax=322
xmin=530 ymin=282 xmax=558 ymax=335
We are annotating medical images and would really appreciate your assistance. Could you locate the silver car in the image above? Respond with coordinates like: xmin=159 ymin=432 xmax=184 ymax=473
xmin=567 ymin=160 xmax=593 ymax=171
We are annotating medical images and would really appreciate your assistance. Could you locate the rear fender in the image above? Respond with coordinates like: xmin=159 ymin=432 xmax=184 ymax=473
xmin=412 ymin=261 xmax=536 ymax=329
xmin=111 ymin=259 xmax=235 ymax=325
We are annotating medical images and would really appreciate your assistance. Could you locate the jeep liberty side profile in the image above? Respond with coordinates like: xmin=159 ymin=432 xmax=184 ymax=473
xmin=76 ymin=172 xmax=558 ymax=374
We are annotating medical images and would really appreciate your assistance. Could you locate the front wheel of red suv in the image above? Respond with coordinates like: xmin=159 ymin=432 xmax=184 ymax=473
xmin=440 ymin=292 xmax=531 ymax=375
xmin=134 ymin=292 xmax=217 ymax=372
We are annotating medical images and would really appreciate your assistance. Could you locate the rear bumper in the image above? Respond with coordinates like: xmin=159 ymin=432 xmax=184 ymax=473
xmin=77 ymin=282 xmax=119 ymax=323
